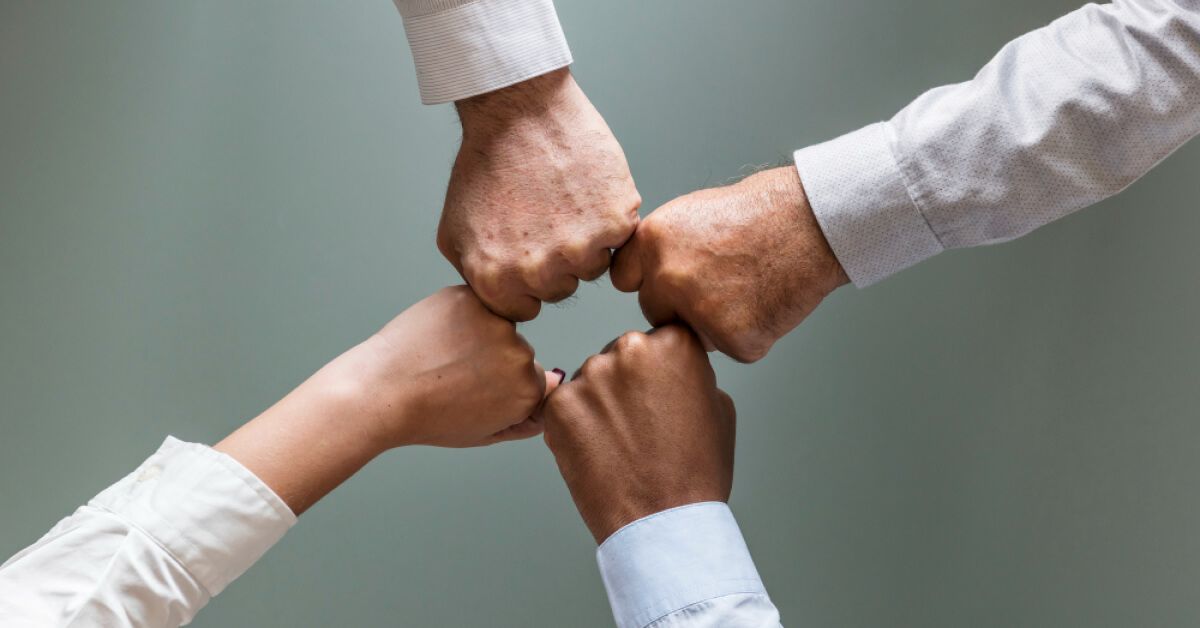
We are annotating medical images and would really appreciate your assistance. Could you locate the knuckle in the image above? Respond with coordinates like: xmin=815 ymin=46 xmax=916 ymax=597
xmin=716 ymin=389 xmax=736 ymax=414
xmin=654 ymin=265 xmax=691 ymax=293
xmin=655 ymin=324 xmax=690 ymax=346
xmin=614 ymin=330 xmax=649 ymax=353
xmin=579 ymin=353 xmax=611 ymax=378
xmin=506 ymin=335 xmax=536 ymax=364
xmin=608 ymin=206 xmax=640 ymax=239
xmin=638 ymin=214 xmax=665 ymax=243
xmin=511 ymin=299 xmax=541 ymax=322
xmin=559 ymin=237 xmax=595 ymax=263
xmin=436 ymin=230 xmax=458 ymax=263
xmin=727 ymin=339 xmax=770 ymax=364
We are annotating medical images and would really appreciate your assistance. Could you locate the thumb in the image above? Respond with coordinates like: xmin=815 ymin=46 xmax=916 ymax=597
xmin=485 ymin=365 xmax=566 ymax=446
xmin=609 ymin=232 xmax=644 ymax=293
xmin=543 ymin=366 xmax=567 ymax=398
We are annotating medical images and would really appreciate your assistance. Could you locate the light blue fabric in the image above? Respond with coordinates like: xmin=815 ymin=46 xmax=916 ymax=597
xmin=596 ymin=502 xmax=782 ymax=627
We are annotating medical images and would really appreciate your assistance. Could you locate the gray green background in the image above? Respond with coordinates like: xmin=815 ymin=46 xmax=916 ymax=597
xmin=3 ymin=1 xmax=1200 ymax=626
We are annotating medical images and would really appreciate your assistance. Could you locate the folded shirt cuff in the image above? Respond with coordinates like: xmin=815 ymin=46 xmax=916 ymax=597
xmin=596 ymin=502 xmax=766 ymax=628
xmin=89 ymin=437 xmax=296 ymax=596
xmin=793 ymin=122 xmax=945 ymax=287
xmin=397 ymin=0 xmax=573 ymax=104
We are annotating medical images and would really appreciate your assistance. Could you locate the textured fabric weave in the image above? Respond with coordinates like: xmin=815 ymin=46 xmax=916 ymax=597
xmin=596 ymin=502 xmax=781 ymax=628
xmin=797 ymin=0 xmax=1200 ymax=286
xmin=394 ymin=0 xmax=573 ymax=104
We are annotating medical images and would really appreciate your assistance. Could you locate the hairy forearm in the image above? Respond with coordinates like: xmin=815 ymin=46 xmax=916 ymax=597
xmin=454 ymin=67 xmax=576 ymax=136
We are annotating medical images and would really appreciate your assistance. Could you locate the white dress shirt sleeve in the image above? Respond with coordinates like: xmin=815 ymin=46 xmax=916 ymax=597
xmin=596 ymin=502 xmax=782 ymax=628
xmin=0 ymin=437 xmax=295 ymax=628
xmin=795 ymin=0 xmax=1200 ymax=286
xmin=392 ymin=0 xmax=573 ymax=104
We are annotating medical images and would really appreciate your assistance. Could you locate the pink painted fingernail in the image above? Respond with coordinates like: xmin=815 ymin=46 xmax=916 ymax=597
xmin=552 ymin=368 xmax=567 ymax=384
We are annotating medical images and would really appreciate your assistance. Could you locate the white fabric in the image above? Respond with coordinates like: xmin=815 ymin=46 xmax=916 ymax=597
xmin=0 ymin=438 xmax=295 ymax=628
xmin=394 ymin=0 xmax=573 ymax=104
xmin=596 ymin=502 xmax=781 ymax=628
xmin=796 ymin=0 xmax=1200 ymax=286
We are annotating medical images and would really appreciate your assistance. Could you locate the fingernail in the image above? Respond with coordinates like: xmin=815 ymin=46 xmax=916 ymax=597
xmin=552 ymin=368 xmax=567 ymax=384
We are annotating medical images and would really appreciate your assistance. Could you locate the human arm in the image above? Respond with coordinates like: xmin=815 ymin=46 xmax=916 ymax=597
xmin=0 ymin=286 xmax=558 ymax=627
xmin=541 ymin=326 xmax=781 ymax=627
xmin=614 ymin=0 xmax=1200 ymax=362
xmin=389 ymin=0 xmax=641 ymax=321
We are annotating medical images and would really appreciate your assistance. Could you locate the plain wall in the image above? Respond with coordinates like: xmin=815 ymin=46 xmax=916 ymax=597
xmin=4 ymin=1 xmax=1200 ymax=626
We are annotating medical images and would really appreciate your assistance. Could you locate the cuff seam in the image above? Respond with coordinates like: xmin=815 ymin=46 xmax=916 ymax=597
xmin=199 ymin=446 xmax=297 ymax=524
xmin=883 ymin=121 xmax=946 ymax=251
xmin=395 ymin=0 xmax=480 ymax=19
xmin=597 ymin=501 xmax=724 ymax=553
xmin=645 ymin=591 xmax=772 ymax=628
xmin=87 ymin=504 xmax=213 ymax=595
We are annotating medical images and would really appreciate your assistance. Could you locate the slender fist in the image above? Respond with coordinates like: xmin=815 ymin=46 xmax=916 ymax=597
xmin=334 ymin=286 xmax=559 ymax=449
xmin=440 ymin=68 xmax=642 ymax=321
xmin=541 ymin=325 xmax=736 ymax=544
xmin=610 ymin=167 xmax=849 ymax=363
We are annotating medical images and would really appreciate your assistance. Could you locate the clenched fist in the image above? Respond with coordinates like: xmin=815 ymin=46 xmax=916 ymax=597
xmin=611 ymin=167 xmax=849 ymax=363
xmin=541 ymin=325 xmax=736 ymax=544
xmin=440 ymin=68 xmax=642 ymax=321
xmin=350 ymin=285 xmax=557 ymax=448
xmin=215 ymin=286 xmax=560 ymax=514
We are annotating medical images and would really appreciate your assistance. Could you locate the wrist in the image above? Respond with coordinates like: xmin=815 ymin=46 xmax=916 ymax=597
xmin=454 ymin=68 xmax=580 ymax=140
xmin=760 ymin=166 xmax=850 ymax=293
xmin=313 ymin=337 xmax=423 ymax=451
xmin=213 ymin=362 xmax=391 ymax=515
xmin=585 ymin=492 xmax=728 ymax=545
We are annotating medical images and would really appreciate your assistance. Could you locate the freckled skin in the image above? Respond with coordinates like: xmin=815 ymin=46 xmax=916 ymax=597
xmin=440 ymin=69 xmax=641 ymax=321
xmin=611 ymin=167 xmax=849 ymax=363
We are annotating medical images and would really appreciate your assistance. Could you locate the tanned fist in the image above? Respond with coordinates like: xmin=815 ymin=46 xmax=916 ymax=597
xmin=611 ymin=167 xmax=848 ymax=363
xmin=540 ymin=325 xmax=736 ymax=544
xmin=440 ymin=69 xmax=641 ymax=321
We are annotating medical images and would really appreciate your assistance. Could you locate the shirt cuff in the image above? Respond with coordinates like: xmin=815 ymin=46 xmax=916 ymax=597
xmin=596 ymin=502 xmax=767 ymax=628
xmin=793 ymin=122 xmax=944 ymax=287
xmin=89 ymin=437 xmax=296 ymax=596
xmin=396 ymin=0 xmax=573 ymax=104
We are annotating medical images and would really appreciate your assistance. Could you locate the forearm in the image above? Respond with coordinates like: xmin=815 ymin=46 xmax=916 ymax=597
xmin=797 ymin=0 xmax=1200 ymax=286
xmin=0 ymin=372 xmax=383 ymax=627
xmin=214 ymin=345 xmax=393 ymax=515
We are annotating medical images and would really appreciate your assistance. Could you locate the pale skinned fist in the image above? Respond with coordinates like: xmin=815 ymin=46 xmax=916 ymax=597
xmin=337 ymin=286 xmax=560 ymax=449
xmin=611 ymin=167 xmax=849 ymax=363
xmin=440 ymin=68 xmax=642 ymax=321
xmin=540 ymin=325 xmax=736 ymax=544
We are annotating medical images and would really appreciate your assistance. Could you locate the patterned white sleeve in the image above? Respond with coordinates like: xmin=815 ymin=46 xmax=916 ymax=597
xmin=392 ymin=0 xmax=573 ymax=104
xmin=795 ymin=0 xmax=1200 ymax=286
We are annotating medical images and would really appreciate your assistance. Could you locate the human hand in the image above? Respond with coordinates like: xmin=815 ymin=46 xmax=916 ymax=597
xmin=540 ymin=325 xmax=735 ymax=544
xmin=343 ymin=285 xmax=561 ymax=449
xmin=440 ymin=68 xmax=642 ymax=321
xmin=216 ymin=286 xmax=559 ymax=513
xmin=610 ymin=167 xmax=849 ymax=363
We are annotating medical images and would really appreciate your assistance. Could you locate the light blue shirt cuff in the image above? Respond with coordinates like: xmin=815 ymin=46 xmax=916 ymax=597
xmin=595 ymin=502 xmax=767 ymax=628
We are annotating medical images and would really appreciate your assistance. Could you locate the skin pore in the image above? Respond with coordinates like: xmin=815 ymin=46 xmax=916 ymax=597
xmin=440 ymin=68 xmax=642 ymax=321
xmin=611 ymin=166 xmax=849 ymax=363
